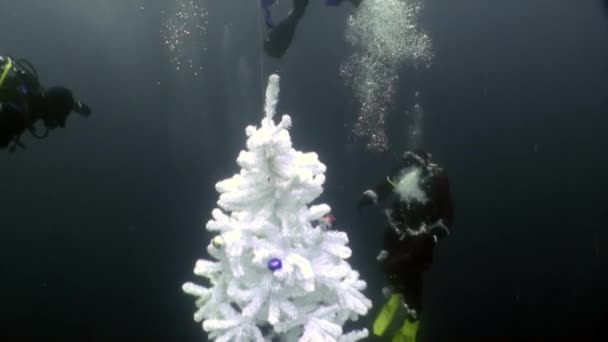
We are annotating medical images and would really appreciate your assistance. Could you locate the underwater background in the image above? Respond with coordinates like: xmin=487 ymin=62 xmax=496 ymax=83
xmin=1 ymin=0 xmax=608 ymax=340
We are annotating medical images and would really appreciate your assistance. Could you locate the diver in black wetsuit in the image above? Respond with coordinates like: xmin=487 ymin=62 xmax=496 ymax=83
xmin=262 ymin=0 xmax=363 ymax=58
xmin=357 ymin=149 xmax=454 ymax=341
xmin=0 ymin=55 xmax=91 ymax=152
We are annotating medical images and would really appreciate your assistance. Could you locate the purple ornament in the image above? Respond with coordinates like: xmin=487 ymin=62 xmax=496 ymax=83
xmin=268 ymin=258 xmax=282 ymax=271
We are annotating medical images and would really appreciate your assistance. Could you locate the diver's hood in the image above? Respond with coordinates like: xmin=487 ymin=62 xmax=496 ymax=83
xmin=45 ymin=86 xmax=75 ymax=116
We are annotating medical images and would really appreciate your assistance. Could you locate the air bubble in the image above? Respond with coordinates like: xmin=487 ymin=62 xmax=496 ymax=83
xmin=162 ymin=0 xmax=208 ymax=75
xmin=341 ymin=0 xmax=433 ymax=152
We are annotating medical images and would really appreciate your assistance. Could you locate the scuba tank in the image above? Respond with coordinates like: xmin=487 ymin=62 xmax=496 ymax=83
xmin=0 ymin=55 xmax=47 ymax=152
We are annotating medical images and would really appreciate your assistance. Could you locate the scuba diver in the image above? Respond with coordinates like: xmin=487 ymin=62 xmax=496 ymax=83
xmin=262 ymin=0 xmax=363 ymax=58
xmin=357 ymin=149 xmax=454 ymax=342
xmin=0 ymin=55 xmax=91 ymax=152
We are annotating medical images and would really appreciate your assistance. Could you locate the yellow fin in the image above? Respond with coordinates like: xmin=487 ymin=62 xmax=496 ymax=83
xmin=392 ymin=319 xmax=420 ymax=342
xmin=372 ymin=293 xmax=403 ymax=336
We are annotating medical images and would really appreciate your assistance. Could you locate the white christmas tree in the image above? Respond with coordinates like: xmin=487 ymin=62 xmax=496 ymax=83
xmin=183 ymin=74 xmax=372 ymax=342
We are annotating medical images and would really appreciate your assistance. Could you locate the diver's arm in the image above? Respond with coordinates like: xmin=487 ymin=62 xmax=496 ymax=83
xmin=374 ymin=175 xmax=395 ymax=202
xmin=357 ymin=163 xmax=401 ymax=212
xmin=374 ymin=161 xmax=405 ymax=202
xmin=376 ymin=227 xmax=401 ymax=278
xmin=359 ymin=179 xmax=390 ymax=205
xmin=357 ymin=178 xmax=392 ymax=212
xmin=414 ymin=220 xmax=450 ymax=244
xmin=73 ymin=99 xmax=91 ymax=117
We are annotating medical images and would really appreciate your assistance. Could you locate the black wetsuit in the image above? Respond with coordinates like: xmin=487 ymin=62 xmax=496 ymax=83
xmin=263 ymin=0 xmax=362 ymax=58
xmin=360 ymin=151 xmax=454 ymax=314
xmin=0 ymin=55 xmax=90 ymax=151
xmin=0 ymin=56 xmax=41 ymax=148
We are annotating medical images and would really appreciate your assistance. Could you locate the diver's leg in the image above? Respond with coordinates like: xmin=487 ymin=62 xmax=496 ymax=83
xmin=373 ymin=292 xmax=403 ymax=338
xmin=263 ymin=0 xmax=309 ymax=58
xmin=293 ymin=0 xmax=309 ymax=17
xmin=0 ymin=104 xmax=26 ymax=150
xmin=375 ymin=272 xmax=421 ymax=341
xmin=400 ymin=271 xmax=423 ymax=320
xmin=387 ymin=271 xmax=422 ymax=342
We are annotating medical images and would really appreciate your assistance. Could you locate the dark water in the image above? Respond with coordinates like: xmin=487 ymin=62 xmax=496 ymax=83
xmin=1 ymin=0 xmax=607 ymax=341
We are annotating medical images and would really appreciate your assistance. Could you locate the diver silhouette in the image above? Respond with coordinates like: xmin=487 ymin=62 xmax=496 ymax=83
xmin=0 ymin=55 xmax=91 ymax=152
xmin=262 ymin=0 xmax=363 ymax=58
xmin=357 ymin=149 xmax=454 ymax=341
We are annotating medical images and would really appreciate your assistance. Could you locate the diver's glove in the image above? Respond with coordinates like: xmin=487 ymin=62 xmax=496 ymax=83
xmin=356 ymin=189 xmax=378 ymax=214
xmin=377 ymin=249 xmax=389 ymax=262
xmin=381 ymin=285 xmax=393 ymax=299
xmin=73 ymin=100 xmax=91 ymax=117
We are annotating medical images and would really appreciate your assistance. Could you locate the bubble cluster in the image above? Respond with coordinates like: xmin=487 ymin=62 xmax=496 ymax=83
xmin=404 ymin=92 xmax=424 ymax=148
xmin=162 ymin=0 xmax=208 ymax=76
xmin=340 ymin=0 xmax=433 ymax=151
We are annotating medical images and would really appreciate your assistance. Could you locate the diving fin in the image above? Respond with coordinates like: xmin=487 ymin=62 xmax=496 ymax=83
xmin=293 ymin=0 xmax=309 ymax=18
xmin=392 ymin=318 xmax=419 ymax=342
xmin=373 ymin=293 xmax=403 ymax=337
